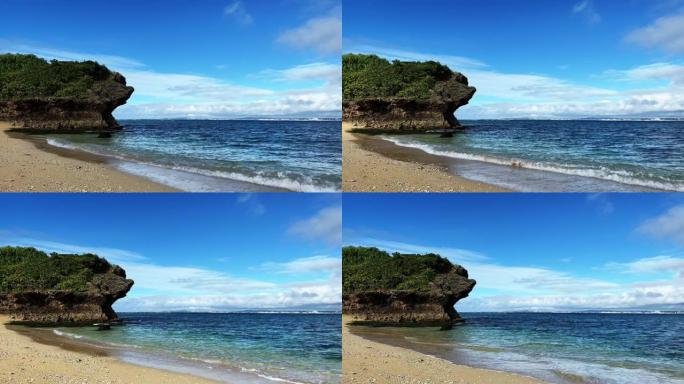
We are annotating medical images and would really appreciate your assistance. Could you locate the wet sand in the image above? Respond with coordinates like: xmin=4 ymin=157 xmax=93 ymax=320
xmin=1 ymin=122 xmax=176 ymax=192
xmin=342 ymin=316 xmax=544 ymax=384
xmin=342 ymin=123 xmax=507 ymax=192
xmin=0 ymin=316 xmax=218 ymax=384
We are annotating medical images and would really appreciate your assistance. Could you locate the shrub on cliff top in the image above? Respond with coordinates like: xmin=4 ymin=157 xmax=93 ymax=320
xmin=0 ymin=246 xmax=113 ymax=293
xmin=342 ymin=54 xmax=453 ymax=102
xmin=0 ymin=53 xmax=113 ymax=100
xmin=343 ymin=246 xmax=454 ymax=294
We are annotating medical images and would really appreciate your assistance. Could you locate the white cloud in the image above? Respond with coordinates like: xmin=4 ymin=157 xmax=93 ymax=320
xmin=262 ymin=62 xmax=341 ymax=84
xmin=118 ymin=286 xmax=341 ymax=312
xmin=224 ymin=1 xmax=253 ymax=25
xmin=278 ymin=16 xmax=341 ymax=54
xmin=125 ymin=70 xmax=275 ymax=102
xmin=461 ymin=254 xmax=684 ymax=311
xmin=637 ymin=205 xmax=684 ymax=245
xmin=461 ymin=283 xmax=684 ymax=312
xmin=467 ymin=262 xmax=620 ymax=294
xmin=626 ymin=9 xmax=684 ymax=54
xmin=347 ymin=45 xmax=487 ymax=70
xmin=608 ymin=255 xmax=684 ymax=276
xmin=288 ymin=206 xmax=342 ymax=245
xmin=260 ymin=255 xmax=340 ymax=275
xmin=572 ymin=1 xmax=602 ymax=24
xmin=587 ymin=193 xmax=615 ymax=214
xmin=235 ymin=193 xmax=266 ymax=216
xmin=0 ymin=237 xmax=146 ymax=263
xmin=0 ymin=39 xmax=145 ymax=70
xmin=354 ymin=238 xmax=489 ymax=263
xmin=116 ymin=93 xmax=341 ymax=119
xmin=124 ymin=262 xmax=276 ymax=294
xmin=466 ymin=70 xmax=617 ymax=101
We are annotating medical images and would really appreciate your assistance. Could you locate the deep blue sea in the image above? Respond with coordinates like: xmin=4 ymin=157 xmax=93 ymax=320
xmin=383 ymin=120 xmax=684 ymax=192
xmin=351 ymin=312 xmax=684 ymax=384
xmin=45 ymin=120 xmax=341 ymax=192
xmin=53 ymin=313 xmax=341 ymax=384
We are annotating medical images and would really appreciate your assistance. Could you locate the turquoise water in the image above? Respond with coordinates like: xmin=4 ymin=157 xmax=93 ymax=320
xmin=384 ymin=120 xmax=684 ymax=192
xmin=54 ymin=313 xmax=341 ymax=384
xmin=45 ymin=119 xmax=341 ymax=192
xmin=352 ymin=312 xmax=684 ymax=384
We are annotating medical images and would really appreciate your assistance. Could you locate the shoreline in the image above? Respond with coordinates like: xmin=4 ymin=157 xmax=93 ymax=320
xmin=342 ymin=315 xmax=543 ymax=384
xmin=1 ymin=122 xmax=177 ymax=192
xmin=344 ymin=122 xmax=674 ymax=193
xmin=0 ymin=315 xmax=220 ymax=384
xmin=2 ymin=123 xmax=293 ymax=192
xmin=342 ymin=122 xmax=509 ymax=192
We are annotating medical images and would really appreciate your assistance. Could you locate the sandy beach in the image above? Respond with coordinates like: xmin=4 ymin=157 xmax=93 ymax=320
xmin=342 ymin=123 xmax=507 ymax=192
xmin=0 ymin=122 xmax=176 ymax=192
xmin=0 ymin=316 xmax=218 ymax=384
xmin=342 ymin=316 xmax=543 ymax=384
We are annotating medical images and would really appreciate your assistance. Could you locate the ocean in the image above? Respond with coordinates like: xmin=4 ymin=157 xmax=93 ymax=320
xmin=383 ymin=120 xmax=684 ymax=192
xmin=351 ymin=312 xmax=684 ymax=384
xmin=44 ymin=120 xmax=341 ymax=192
xmin=52 ymin=312 xmax=341 ymax=384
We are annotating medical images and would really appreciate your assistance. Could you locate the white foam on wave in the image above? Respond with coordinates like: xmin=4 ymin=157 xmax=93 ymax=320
xmin=114 ymin=161 xmax=338 ymax=192
xmin=458 ymin=346 xmax=684 ymax=384
xmin=255 ymin=374 xmax=306 ymax=384
xmin=382 ymin=136 xmax=684 ymax=192
xmin=52 ymin=329 xmax=83 ymax=339
xmin=45 ymin=137 xmax=340 ymax=192
xmin=46 ymin=137 xmax=79 ymax=150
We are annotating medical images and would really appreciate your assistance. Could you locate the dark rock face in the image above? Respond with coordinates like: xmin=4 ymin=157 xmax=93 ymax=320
xmin=0 ymin=72 xmax=134 ymax=132
xmin=343 ymin=264 xmax=476 ymax=327
xmin=0 ymin=265 xmax=133 ymax=325
xmin=343 ymin=73 xmax=476 ymax=132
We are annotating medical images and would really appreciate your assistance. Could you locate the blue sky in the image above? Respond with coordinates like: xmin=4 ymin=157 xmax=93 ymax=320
xmin=0 ymin=0 xmax=341 ymax=118
xmin=0 ymin=193 xmax=342 ymax=312
xmin=344 ymin=0 xmax=684 ymax=119
xmin=344 ymin=193 xmax=684 ymax=312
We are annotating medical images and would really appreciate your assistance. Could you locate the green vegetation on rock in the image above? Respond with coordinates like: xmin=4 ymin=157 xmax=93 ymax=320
xmin=0 ymin=54 xmax=113 ymax=100
xmin=342 ymin=53 xmax=454 ymax=102
xmin=343 ymin=246 xmax=454 ymax=294
xmin=0 ymin=246 xmax=113 ymax=293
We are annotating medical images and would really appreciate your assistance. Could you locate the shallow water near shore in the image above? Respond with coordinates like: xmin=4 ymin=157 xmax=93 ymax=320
xmin=44 ymin=119 xmax=341 ymax=192
xmin=350 ymin=312 xmax=684 ymax=384
xmin=48 ymin=313 xmax=342 ymax=384
xmin=383 ymin=119 xmax=684 ymax=192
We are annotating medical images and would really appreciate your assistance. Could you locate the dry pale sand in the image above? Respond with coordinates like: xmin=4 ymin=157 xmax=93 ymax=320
xmin=0 ymin=316 xmax=219 ymax=384
xmin=342 ymin=316 xmax=544 ymax=384
xmin=0 ymin=122 xmax=176 ymax=192
xmin=342 ymin=123 xmax=507 ymax=192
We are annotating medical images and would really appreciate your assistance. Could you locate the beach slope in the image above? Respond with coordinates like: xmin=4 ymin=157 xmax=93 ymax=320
xmin=0 ymin=122 xmax=175 ymax=192
xmin=343 ymin=316 xmax=543 ymax=384
xmin=343 ymin=123 xmax=506 ymax=192
xmin=0 ymin=316 xmax=217 ymax=384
